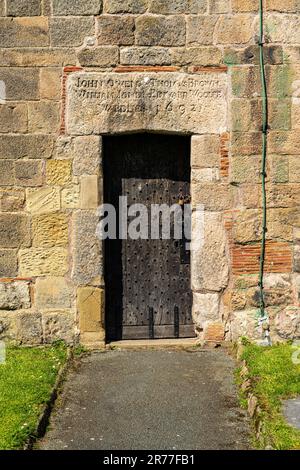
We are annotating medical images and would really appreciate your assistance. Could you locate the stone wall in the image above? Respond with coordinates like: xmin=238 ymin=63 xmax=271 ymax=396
xmin=0 ymin=0 xmax=300 ymax=346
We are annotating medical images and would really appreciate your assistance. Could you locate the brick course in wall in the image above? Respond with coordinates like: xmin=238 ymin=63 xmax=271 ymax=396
xmin=0 ymin=0 xmax=299 ymax=346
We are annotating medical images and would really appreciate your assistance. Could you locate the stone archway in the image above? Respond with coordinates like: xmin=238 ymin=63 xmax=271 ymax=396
xmin=66 ymin=70 xmax=230 ymax=345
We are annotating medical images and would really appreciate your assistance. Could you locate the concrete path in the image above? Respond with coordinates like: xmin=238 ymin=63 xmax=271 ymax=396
xmin=39 ymin=349 xmax=250 ymax=450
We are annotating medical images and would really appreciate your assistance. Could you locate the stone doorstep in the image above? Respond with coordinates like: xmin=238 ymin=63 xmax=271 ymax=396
xmin=106 ymin=338 xmax=201 ymax=350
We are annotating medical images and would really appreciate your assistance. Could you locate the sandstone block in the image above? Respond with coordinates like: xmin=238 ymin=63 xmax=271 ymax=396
xmin=26 ymin=187 xmax=60 ymax=214
xmin=78 ymin=286 xmax=104 ymax=333
xmin=266 ymin=0 xmax=300 ymax=12
xmin=72 ymin=211 xmax=102 ymax=285
xmin=0 ymin=67 xmax=39 ymax=100
xmin=15 ymin=160 xmax=43 ymax=187
xmin=230 ymin=310 xmax=262 ymax=342
xmin=0 ymin=104 xmax=27 ymax=133
xmin=231 ymin=0 xmax=258 ymax=11
xmin=275 ymin=307 xmax=300 ymax=339
xmin=0 ymin=0 xmax=5 ymax=15
xmin=192 ymin=183 xmax=233 ymax=210
xmin=266 ymin=13 xmax=300 ymax=44
xmin=52 ymin=0 xmax=102 ymax=15
xmin=192 ymin=293 xmax=220 ymax=329
xmin=0 ymin=161 xmax=14 ymax=186
xmin=271 ymin=155 xmax=289 ymax=183
xmin=191 ymin=134 xmax=220 ymax=168
xmin=73 ymin=136 xmax=102 ymax=176
xmin=0 ymin=249 xmax=18 ymax=277
xmin=0 ymin=281 xmax=30 ymax=310
xmin=97 ymin=15 xmax=134 ymax=45
xmin=0 ymin=48 xmax=77 ymax=67
xmin=46 ymin=160 xmax=72 ymax=186
xmin=269 ymin=131 xmax=300 ymax=154
xmin=80 ymin=175 xmax=99 ymax=209
xmin=32 ymin=213 xmax=69 ymax=248
xmin=191 ymin=212 xmax=229 ymax=292
xmin=28 ymin=101 xmax=60 ymax=134
xmin=35 ymin=277 xmax=74 ymax=309
xmin=231 ymin=155 xmax=260 ymax=184
xmin=215 ymin=14 xmax=254 ymax=44
xmin=289 ymin=156 xmax=300 ymax=182
xmin=0 ymin=214 xmax=30 ymax=249
xmin=61 ymin=185 xmax=80 ymax=209
xmin=171 ymin=47 xmax=223 ymax=65
xmin=77 ymin=47 xmax=119 ymax=67
xmin=40 ymin=68 xmax=62 ymax=100
xmin=0 ymin=135 xmax=53 ymax=160
xmin=209 ymin=0 xmax=229 ymax=13
xmin=203 ymin=322 xmax=225 ymax=342
xmin=120 ymin=47 xmax=172 ymax=66
xmin=104 ymin=0 xmax=148 ymax=13
xmin=50 ymin=17 xmax=95 ymax=47
xmin=149 ymin=0 xmax=207 ymax=14
xmin=191 ymin=168 xmax=219 ymax=183
xmin=16 ymin=313 xmax=42 ymax=345
xmin=42 ymin=311 xmax=74 ymax=344
xmin=135 ymin=15 xmax=186 ymax=46
xmin=0 ymin=17 xmax=49 ymax=48
xmin=19 ymin=247 xmax=68 ymax=277
xmin=6 ymin=0 xmax=41 ymax=16
xmin=187 ymin=16 xmax=218 ymax=45
xmin=0 ymin=189 xmax=25 ymax=212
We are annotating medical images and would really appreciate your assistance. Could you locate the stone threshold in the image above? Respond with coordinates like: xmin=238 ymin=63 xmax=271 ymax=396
xmin=106 ymin=338 xmax=200 ymax=350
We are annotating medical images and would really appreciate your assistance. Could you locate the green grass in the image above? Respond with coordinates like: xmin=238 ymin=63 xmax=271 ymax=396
xmin=239 ymin=342 xmax=300 ymax=450
xmin=0 ymin=343 xmax=68 ymax=450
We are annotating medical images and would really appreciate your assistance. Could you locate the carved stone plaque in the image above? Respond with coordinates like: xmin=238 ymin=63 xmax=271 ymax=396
xmin=67 ymin=72 xmax=228 ymax=135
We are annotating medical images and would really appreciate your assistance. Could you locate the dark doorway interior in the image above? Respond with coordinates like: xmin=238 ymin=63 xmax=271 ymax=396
xmin=103 ymin=134 xmax=194 ymax=341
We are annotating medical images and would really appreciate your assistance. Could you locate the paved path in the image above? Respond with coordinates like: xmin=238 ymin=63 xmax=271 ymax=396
xmin=39 ymin=349 xmax=250 ymax=450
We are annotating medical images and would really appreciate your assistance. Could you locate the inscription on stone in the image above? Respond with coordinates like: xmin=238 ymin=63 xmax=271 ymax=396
xmin=67 ymin=72 xmax=228 ymax=135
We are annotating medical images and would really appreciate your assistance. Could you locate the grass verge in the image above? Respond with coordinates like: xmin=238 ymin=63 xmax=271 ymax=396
xmin=237 ymin=342 xmax=300 ymax=450
xmin=0 ymin=343 xmax=68 ymax=450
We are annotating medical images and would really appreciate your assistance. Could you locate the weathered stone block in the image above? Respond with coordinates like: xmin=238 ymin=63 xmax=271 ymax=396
xmin=78 ymin=286 xmax=104 ymax=333
xmin=104 ymin=0 xmax=147 ymax=13
xmin=15 ymin=160 xmax=43 ymax=187
xmin=67 ymin=72 xmax=228 ymax=135
xmin=0 ymin=161 xmax=14 ymax=186
xmin=50 ymin=17 xmax=95 ymax=47
xmin=52 ymin=0 xmax=102 ymax=15
xmin=0 ymin=214 xmax=30 ymax=249
xmin=269 ymin=131 xmax=300 ymax=155
xmin=6 ymin=0 xmax=41 ymax=16
xmin=192 ymin=184 xmax=233 ymax=210
xmin=266 ymin=13 xmax=300 ymax=44
xmin=0 ymin=104 xmax=27 ymax=133
xmin=0 ymin=281 xmax=30 ymax=310
xmin=16 ymin=313 xmax=42 ymax=345
xmin=215 ymin=14 xmax=254 ymax=44
xmin=28 ymin=101 xmax=60 ymax=133
xmin=0 ymin=135 xmax=53 ymax=160
xmin=0 ymin=312 xmax=15 ymax=341
xmin=192 ymin=293 xmax=220 ymax=329
xmin=73 ymin=136 xmax=102 ymax=176
xmin=149 ymin=0 xmax=207 ymax=13
xmin=191 ymin=212 xmax=229 ymax=292
xmin=120 ymin=47 xmax=172 ymax=66
xmin=266 ymin=0 xmax=300 ymax=12
xmin=32 ymin=213 xmax=69 ymax=248
xmin=42 ymin=311 xmax=74 ymax=344
xmin=0 ymin=189 xmax=25 ymax=212
xmin=0 ymin=17 xmax=49 ymax=48
xmin=294 ymin=245 xmax=300 ymax=272
xmin=61 ymin=185 xmax=80 ymax=209
xmin=271 ymin=155 xmax=289 ymax=183
xmin=77 ymin=47 xmax=119 ymax=67
xmin=187 ymin=16 xmax=218 ymax=45
xmin=72 ymin=211 xmax=102 ymax=285
xmin=26 ymin=187 xmax=60 ymax=214
xmin=231 ymin=132 xmax=262 ymax=156
xmin=231 ymin=0 xmax=258 ymax=11
xmin=0 ymin=68 xmax=39 ymax=100
xmin=275 ymin=307 xmax=300 ymax=339
xmin=171 ymin=46 xmax=223 ymax=65
xmin=209 ymin=0 xmax=229 ymax=13
xmin=0 ymin=249 xmax=17 ymax=277
xmin=0 ymin=0 xmax=5 ymax=16
xmin=19 ymin=247 xmax=68 ymax=277
xmin=191 ymin=134 xmax=220 ymax=168
xmin=46 ymin=160 xmax=72 ymax=186
xmin=231 ymin=155 xmax=260 ymax=183
xmin=0 ymin=48 xmax=77 ymax=67
xmin=135 ymin=15 xmax=186 ymax=46
xmin=231 ymin=66 xmax=260 ymax=98
xmin=35 ymin=277 xmax=74 ymax=309
xmin=97 ymin=15 xmax=134 ymax=45
xmin=203 ymin=322 xmax=225 ymax=342
xmin=40 ymin=68 xmax=62 ymax=100
xmin=80 ymin=175 xmax=99 ymax=209
xmin=230 ymin=310 xmax=262 ymax=342
xmin=191 ymin=168 xmax=219 ymax=183
xmin=289 ymin=156 xmax=300 ymax=182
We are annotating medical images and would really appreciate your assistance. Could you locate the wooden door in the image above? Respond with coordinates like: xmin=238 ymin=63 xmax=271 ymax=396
xmin=104 ymin=134 xmax=194 ymax=341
